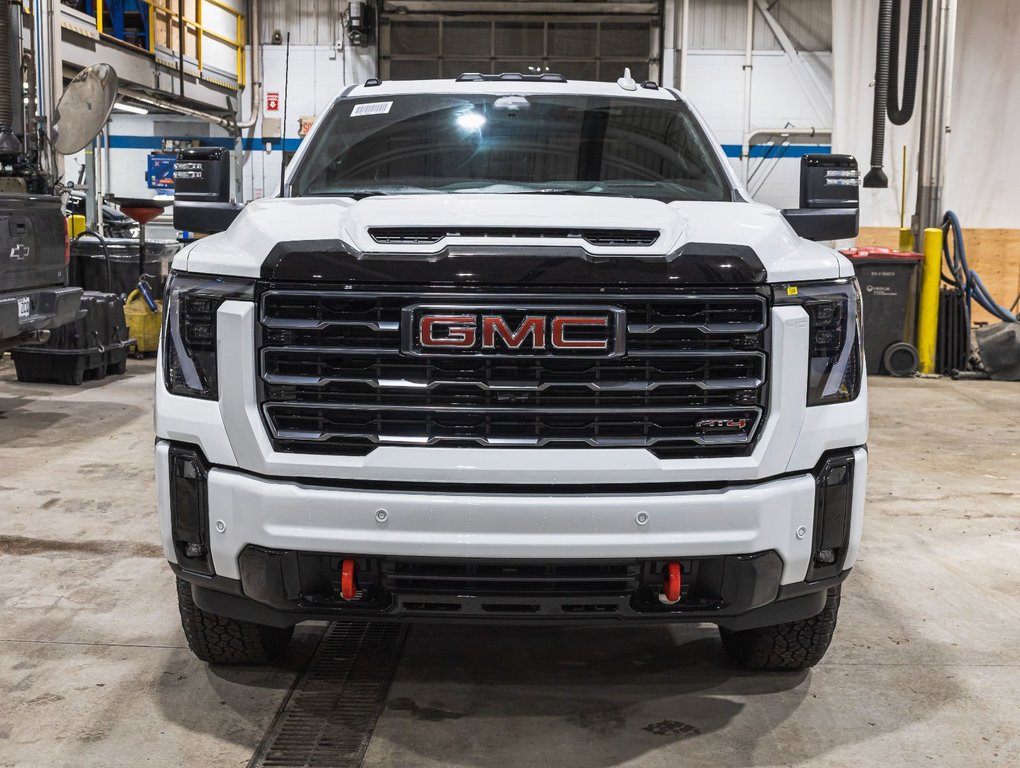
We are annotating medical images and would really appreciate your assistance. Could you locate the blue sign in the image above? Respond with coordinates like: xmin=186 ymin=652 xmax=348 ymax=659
xmin=146 ymin=153 xmax=177 ymax=190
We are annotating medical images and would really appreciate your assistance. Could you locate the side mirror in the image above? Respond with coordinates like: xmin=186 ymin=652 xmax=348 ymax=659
xmin=781 ymin=154 xmax=859 ymax=241
xmin=173 ymin=147 xmax=244 ymax=235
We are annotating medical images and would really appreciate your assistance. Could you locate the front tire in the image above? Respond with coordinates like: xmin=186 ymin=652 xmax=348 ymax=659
xmin=176 ymin=577 xmax=294 ymax=664
xmin=719 ymin=585 xmax=841 ymax=670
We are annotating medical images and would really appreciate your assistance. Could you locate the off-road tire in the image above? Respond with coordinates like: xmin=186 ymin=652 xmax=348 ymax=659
xmin=176 ymin=577 xmax=294 ymax=664
xmin=719 ymin=585 xmax=841 ymax=670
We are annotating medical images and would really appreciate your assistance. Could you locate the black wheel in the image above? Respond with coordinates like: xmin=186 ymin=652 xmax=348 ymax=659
xmin=719 ymin=586 xmax=841 ymax=670
xmin=108 ymin=358 xmax=127 ymax=375
xmin=176 ymin=577 xmax=294 ymax=664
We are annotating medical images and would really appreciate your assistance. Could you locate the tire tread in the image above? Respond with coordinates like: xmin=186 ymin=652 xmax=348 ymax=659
xmin=719 ymin=585 xmax=841 ymax=670
xmin=176 ymin=577 xmax=293 ymax=665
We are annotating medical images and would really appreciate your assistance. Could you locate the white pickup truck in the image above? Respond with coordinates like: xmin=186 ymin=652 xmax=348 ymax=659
xmin=158 ymin=73 xmax=867 ymax=670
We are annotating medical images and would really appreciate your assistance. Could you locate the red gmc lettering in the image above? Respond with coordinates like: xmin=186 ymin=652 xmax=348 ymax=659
xmin=482 ymin=316 xmax=545 ymax=349
xmin=551 ymin=316 xmax=609 ymax=349
xmin=420 ymin=315 xmax=476 ymax=347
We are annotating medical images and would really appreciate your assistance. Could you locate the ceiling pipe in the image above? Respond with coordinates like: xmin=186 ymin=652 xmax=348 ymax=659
xmin=740 ymin=0 xmax=754 ymax=183
xmin=914 ymin=0 xmax=956 ymax=233
xmin=234 ymin=0 xmax=261 ymax=130
xmin=679 ymin=0 xmax=690 ymax=92
xmin=118 ymin=86 xmax=234 ymax=129
xmin=746 ymin=127 xmax=832 ymax=144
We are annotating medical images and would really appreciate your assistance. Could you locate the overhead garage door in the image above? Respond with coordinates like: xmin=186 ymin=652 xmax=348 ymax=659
xmin=380 ymin=5 xmax=661 ymax=84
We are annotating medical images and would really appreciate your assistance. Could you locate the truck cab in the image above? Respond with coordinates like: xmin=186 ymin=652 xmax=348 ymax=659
xmin=159 ymin=75 xmax=867 ymax=670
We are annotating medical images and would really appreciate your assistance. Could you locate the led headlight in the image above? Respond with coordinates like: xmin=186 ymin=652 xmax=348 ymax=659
xmin=779 ymin=279 xmax=863 ymax=406
xmin=162 ymin=274 xmax=253 ymax=399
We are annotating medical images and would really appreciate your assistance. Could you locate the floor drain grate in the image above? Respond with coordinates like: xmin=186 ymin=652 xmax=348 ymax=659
xmin=249 ymin=622 xmax=408 ymax=768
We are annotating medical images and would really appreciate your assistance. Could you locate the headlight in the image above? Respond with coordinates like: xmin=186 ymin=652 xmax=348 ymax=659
xmin=162 ymin=273 xmax=254 ymax=399
xmin=778 ymin=279 xmax=863 ymax=406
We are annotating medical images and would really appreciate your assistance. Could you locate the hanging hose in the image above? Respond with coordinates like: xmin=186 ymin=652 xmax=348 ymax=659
xmin=941 ymin=211 xmax=1018 ymax=324
xmin=887 ymin=0 xmax=924 ymax=125
xmin=863 ymin=0 xmax=893 ymax=188
xmin=864 ymin=0 xmax=923 ymax=185
xmin=72 ymin=230 xmax=113 ymax=295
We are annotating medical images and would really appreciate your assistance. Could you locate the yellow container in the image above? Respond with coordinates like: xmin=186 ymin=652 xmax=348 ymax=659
xmin=124 ymin=289 xmax=163 ymax=355
xmin=67 ymin=214 xmax=86 ymax=239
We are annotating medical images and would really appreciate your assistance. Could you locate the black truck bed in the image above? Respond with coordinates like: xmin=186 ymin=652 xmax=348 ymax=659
xmin=0 ymin=194 xmax=82 ymax=346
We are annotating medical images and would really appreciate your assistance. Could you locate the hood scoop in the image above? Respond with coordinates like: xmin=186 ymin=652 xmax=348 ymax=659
xmin=368 ymin=226 xmax=660 ymax=248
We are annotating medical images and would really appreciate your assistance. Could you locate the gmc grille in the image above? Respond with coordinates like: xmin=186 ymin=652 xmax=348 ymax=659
xmin=256 ymin=287 xmax=770 ymax=459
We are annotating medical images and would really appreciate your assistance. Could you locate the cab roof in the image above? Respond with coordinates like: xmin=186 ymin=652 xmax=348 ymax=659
xmin=340 ymin=74 xmax=680 ymax=102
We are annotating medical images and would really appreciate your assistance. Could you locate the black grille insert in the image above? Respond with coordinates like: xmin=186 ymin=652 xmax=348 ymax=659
xmin=257 ymin=287 xmax=770 ymax=458
xmin=368 ymin=227 xmax=660 ymax=247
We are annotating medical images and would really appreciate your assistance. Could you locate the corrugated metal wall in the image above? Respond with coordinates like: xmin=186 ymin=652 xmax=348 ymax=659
xmin=688 ymin=0 xmax=832 ymax=51
xmin=259 ymin=0 xmax=343 ymax=46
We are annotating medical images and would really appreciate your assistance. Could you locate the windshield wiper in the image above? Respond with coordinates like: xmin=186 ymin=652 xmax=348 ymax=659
xmin=308 ymin=186 xmax=442 ymax=199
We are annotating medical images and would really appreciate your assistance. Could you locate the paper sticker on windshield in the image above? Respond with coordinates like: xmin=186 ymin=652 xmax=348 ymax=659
xmin=351 ymin=101 xmax=392 ymax=117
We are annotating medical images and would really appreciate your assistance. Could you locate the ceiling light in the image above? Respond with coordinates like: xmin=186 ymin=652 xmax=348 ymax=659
xmin=114 ymin=102 xmax=149 ymax=115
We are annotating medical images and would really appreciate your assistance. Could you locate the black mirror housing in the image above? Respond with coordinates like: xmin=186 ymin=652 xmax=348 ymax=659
xmin=782 ymin=154 xmax=860 ymax=241
xmin=174 ymin=147 xmax=244 ymax=235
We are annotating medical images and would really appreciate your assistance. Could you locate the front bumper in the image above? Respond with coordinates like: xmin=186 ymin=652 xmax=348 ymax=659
xmin=0 ymin=286 xmax=82 ymax=343
xmin=160 ymin=442 xmax=867 ymax=627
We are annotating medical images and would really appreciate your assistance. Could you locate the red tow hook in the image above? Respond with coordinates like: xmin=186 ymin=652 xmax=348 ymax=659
xmin=659 ymin=561 xmax=682 ymax=605
xmin=340 ymin=559 xmax=359 ymax=601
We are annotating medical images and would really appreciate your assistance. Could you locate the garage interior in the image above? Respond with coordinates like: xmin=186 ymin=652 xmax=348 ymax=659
xmin=1 ymin=1 xmax=1019 ymax=767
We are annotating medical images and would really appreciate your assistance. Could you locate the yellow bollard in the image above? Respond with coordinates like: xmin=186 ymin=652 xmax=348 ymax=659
xmin=898 ymin=227 xmax=914 ymax=251
xmin=916 ymin=227 xmax=943 ymax=374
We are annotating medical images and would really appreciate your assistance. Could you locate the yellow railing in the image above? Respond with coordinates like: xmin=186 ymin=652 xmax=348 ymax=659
xmin=94 ymin=0 xmax=245 ymax=87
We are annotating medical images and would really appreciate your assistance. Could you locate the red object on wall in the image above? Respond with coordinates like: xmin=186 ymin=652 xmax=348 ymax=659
xmin=266 ymin=91 xmax=280 ymax=112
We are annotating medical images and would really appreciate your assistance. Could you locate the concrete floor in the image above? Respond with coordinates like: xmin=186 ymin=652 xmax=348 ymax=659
xmin=1 ymin=357 xmax=1018 ymax=768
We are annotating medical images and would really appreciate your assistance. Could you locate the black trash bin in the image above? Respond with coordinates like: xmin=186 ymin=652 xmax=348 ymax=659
xmin=69 ymin=237 xmax=180 ymax=299
xmin=841 ymin=247 xmax=924 ymax=376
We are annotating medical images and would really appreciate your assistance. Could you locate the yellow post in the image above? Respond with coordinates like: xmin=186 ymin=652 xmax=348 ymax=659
xmin=917 ymin=227 xmax=943 ymax=374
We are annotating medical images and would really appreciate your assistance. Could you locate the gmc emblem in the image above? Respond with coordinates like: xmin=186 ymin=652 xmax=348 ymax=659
xmin=402 ymin=305 xmax=625 ymax=357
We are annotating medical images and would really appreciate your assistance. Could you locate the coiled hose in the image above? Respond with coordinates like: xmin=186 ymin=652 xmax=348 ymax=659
xmin=887 ymin=0 xmax=923 ymax=125
xmin=941 ymin=210 xmax=1018 ymax=325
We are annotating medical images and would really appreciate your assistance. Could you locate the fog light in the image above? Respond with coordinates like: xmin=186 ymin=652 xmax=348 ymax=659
xmin=169 ymin=445 xmax=214 ymax=575
xmin=184 ymin=542 xmax=206 ymax=559
xmin=808 ymin=453 xmax=855 ymax=580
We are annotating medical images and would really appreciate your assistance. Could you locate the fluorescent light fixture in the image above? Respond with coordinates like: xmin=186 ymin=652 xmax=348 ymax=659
xmin=456 ymin=111 xmax=486 ymax=131
xmin=114 ymin=102 xmax=149 ymax=115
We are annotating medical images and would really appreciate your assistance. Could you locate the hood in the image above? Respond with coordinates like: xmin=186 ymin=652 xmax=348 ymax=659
xmin=177 ymin=194 xmax=847 ymax=283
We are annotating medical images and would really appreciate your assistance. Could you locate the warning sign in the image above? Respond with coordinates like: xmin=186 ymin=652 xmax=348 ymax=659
xmin=266 ymin=92 xmax=280 ymax=112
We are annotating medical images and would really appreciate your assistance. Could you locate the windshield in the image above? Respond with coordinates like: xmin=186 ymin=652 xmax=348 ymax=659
xmin=289 ymin=93 xmax=732 ymax=202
